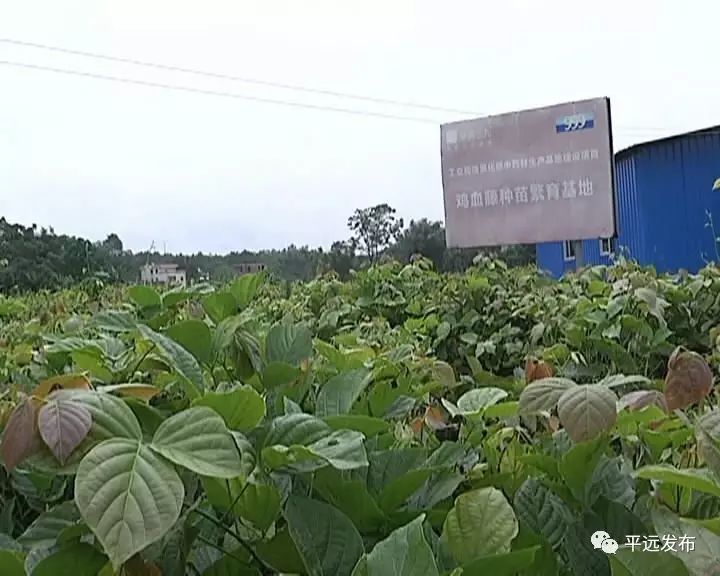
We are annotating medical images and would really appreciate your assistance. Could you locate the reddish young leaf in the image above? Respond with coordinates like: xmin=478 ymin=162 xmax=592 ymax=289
xmin=410 ymin=417 xmax=424 ymax=436
xmin=525 ymin=357 xmax=555 ymax=384
xmin=38 ymin=398 xmax=92 ymax=465
xmin=424 ymin=405 xmax=449 ymax=430
xmin=664 ymin=347 xmax=713 ymax=411
xmin=1 ymin=396 xmax=41 ymax=471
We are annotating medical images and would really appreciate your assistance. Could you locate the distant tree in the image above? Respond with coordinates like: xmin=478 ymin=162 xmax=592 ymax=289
xmin=391 ymin=218 xmax=446 ymax=269
xmin=347 ymin=204 xmax=404 ymax=264
xmin=322 ymin=240 xmax=357 ymax=279
xmin=102 ymin=233 xmax=124 ymax=255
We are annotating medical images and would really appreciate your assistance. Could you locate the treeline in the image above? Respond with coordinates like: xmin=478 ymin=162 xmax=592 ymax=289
xmin=0 ymin=206 xmax=535 ymax=292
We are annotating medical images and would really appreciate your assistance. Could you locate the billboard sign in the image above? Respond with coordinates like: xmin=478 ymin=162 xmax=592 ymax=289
xmin=440 ymin=97 xmax=615 ymax=248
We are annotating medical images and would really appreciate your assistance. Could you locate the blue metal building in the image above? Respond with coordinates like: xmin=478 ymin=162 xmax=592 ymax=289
xmin=536 ymin=126 xmax=720 ymax=277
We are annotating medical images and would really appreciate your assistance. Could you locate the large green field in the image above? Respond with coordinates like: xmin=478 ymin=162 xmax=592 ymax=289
xmin=1 ymin=258 xmax=720 ymax=575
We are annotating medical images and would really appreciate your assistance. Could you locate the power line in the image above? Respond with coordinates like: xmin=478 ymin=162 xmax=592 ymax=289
xmin=0 ymin=37 xmax=483 ymax=116
xmin=2 ymin=58 xmax=718 ymax=138
xmin=0 ymin=59 xmax=442 ymax=123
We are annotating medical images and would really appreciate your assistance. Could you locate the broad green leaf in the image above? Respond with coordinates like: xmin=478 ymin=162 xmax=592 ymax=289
xmin=560 ymin=436 xmax=608 ymax=504
xmin=441 ymin=487 xmax=518 ymax=564
xmin=609 ymin=547 xmax=690 ymax=576
xmin=124 ymin=398 xmax=165 ymax=438
xmin=33 ymin=542 xmax=108 ymax=576
xmin=138 ymin=324 xmax=204 ymax=398
xmin=518 ymin=378 xmax=577 ymax=415
xmin=266 ymin=323 xmax=313 ymax=366
xmin=202 ymin=292 xmax=238 ymax=325
xmin=425 ymin=441 xmax=466 ymax=469
xmin=683 ymin=516 xmax=720 ymax=536
xmin=634 ymin=465 xmax=720 ymax=498
xmin=165 ymin=319 xmax=212 ymax=365
xmin=589 ymin=456 xmax=636 ymax=509
xmin=323 ymin=415 xmax=390 ymax=436
xmin=162 ymin=288 xmax=191 ymax=308
xmin=519 ymin=453 xmax=560 ymax=479
xmin=262 ymin=361 xmax=302 ymax=388
xmin=0 ymin=549 xmax=25 ymax=576
xmin=229 ymin=273 xmax=265 ymax=310
xmin=72 ymin=350 xmax=114 ymax=383
xmin=461 ymin=546 xmax=540 ymax=576
xmin=211 ymin=317 xmax=263 ymax=377
xmin=562 ymin=519 xmax=610 ymax=576
xmin=306 ymin=430 xmax=368 ymax=469
xmin=484 ymin=401 xmax=519 ymax=419
xmin=264 ymin=413 xmax=331 ymax=447
xmin=513 ymin=478 xmax=572 ymax=549
xmin=92 ymin=310 xmax=137 ymax=333
xmin=38 ymin=398 xmax=92 ymax=465
xmin=696 ymin=410 xmax=720 ymax=477
xmin=255 ymin=527 xmax=306 ymax=574
xmin=409 ymin=470 xmax=464 ymax=511
xmin=378 ymin=469 xmax=433 ymax=513
xmin=316 ymin=369 xmax=372 ymax=417
xmin=59 ymin=391 xmax=142 ymax=441
xmin=128 ymin=285 xmax=162 ymax=309
xmin=18 ymin=501 xmax=81 ymax=548
xmin=352 ymin=514 xmax=439 ymax=576
xmin=313 ymin=467 xmax=386 ymax=533
xmin=192 ymin=386 xmax=265 ymax=432
xmin=558 ymin=384 xmax=618 ymax=443
xmin=45 ymin=338 xmax=103 ymax=356
xmin=201 ymin=547 xmax=261 ymax=576
xmin=284 ymin=397 xmax=303 ymax=414
xmin=202 ymin=477 xmax=281 ymax=532
xmin=651 ymin=506 xmax=720 ymax=576
xmin=235 ymin=482 xmax=282 ymax=532
xmin=151 ymin=406 xmax=244 ymax=478
xmin=284 ymin=494 xmax=364 ymax=576
xmin=74 ymin=438 xmax=184 ymax=570
xmin=598 ymin=374 xmax=652 ymax=389
xmin=451 ymin=387 xmax=508 ymax=416
xmin=367 ymin=448 xmax=427 ymax=494
xmin=263 ymin=429 xmax=367 ymax=472
xmin=432 ymin=360 xmax=457 ymax=388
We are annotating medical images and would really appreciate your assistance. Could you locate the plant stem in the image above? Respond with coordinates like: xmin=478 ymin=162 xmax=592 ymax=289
xmin=129 ymin=344 xmax=156 ymax=376
xmin=193 ymin=508 xmax=269 ymax=571
xmin=197 ymin=535 xmax=253 ymax=567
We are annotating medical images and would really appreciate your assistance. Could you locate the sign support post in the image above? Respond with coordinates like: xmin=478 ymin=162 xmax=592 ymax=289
xmin=572 ymin=240 xmax=584 ymax=270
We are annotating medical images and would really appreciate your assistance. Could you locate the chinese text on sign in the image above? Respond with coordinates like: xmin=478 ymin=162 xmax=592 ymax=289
xmin=440 ymin=97 xmax=616 ymax=248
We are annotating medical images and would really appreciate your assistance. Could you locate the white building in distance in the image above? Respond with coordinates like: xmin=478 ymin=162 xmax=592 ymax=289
xmin=140 ymin=263 xmax=187 ymax=287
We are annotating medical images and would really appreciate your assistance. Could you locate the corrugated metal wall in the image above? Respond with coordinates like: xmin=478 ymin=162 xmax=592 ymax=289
xmin=537 ymin=129 xmax=720 ymax=277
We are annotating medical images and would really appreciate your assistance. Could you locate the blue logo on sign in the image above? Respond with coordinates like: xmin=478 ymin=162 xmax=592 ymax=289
xmin=556 ymin=112 xmax=595 ymax=133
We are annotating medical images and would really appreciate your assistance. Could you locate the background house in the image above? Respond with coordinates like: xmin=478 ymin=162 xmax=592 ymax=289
xmin=140 ymin=262 xmax=187 ymax=287
xmin=537 ymin=126 xmax=720 ymax=277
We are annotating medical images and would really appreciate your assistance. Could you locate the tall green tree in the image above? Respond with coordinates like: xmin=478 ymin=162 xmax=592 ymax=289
xmin=391 ymin=218 xmax=446 ymax=270
xmin=347 ymin=204 xmax=404 ymax=264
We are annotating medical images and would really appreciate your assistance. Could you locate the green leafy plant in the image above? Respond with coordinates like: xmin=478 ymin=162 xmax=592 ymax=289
xmin=1 ymin=261 xmax=720 ymax=575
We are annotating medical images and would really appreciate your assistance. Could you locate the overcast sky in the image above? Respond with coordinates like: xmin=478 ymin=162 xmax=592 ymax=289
xmin=2 ymin=1 xmax=719 ymax=254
